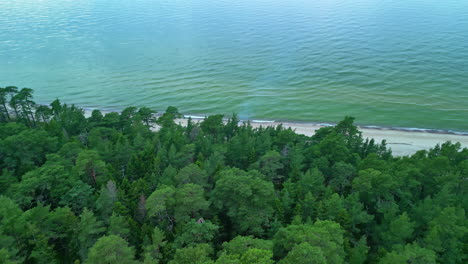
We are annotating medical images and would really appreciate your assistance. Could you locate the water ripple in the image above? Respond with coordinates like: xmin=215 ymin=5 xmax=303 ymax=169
xmin=1 ymin=0 xmax=468 ymax=131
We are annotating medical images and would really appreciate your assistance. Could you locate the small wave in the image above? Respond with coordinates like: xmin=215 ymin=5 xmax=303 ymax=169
xmin=251 ymin=120 xmax=276 ymax=123
xmin=184 ymin=115 xmax=205 ymax=119
xmin=33 ymin=99 xmax=468 ymax=136
xmin=361 ymin=126 xmax=468 ymax=136
xmin=316 ymin=123 xmax=335 ymax=127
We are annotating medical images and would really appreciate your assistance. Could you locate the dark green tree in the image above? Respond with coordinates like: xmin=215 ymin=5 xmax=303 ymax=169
xmin=77 ymin=208 xmax=106 ymax=261
xmin=86 ymin=235 xmax=137 ymax=264
xmin=211 ymin=168 xmax=275 ymax=236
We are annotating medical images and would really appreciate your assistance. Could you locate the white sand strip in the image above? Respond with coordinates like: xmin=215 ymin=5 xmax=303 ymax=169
xmin=175 ymin=118 xmax=468 ymax=156
xmin=83 ymin=110 xmax=467 ymax=156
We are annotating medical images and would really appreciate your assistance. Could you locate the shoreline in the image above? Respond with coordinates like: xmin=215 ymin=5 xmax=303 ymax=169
xmin=175 ymin=117 xmax=468 ymax=157
xmin=187 ymin=115 xmax=468 ymax=136
xmin=81 ymin=109 xmax=467 ymax=157
xmin=79 ymin=105 xmax=468 ymax=136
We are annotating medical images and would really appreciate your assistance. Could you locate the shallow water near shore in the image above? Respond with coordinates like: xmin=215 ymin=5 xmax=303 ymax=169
xmin=1 ymin=0 xmax=468 ymax=132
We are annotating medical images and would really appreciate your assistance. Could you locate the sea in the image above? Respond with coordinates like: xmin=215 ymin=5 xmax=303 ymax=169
xmin=1 ymin=0 xmax=467 ymax=132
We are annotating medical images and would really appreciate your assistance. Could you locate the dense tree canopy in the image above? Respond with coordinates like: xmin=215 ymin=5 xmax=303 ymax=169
xmin=0 ymin=87 xmax=466 ymax=263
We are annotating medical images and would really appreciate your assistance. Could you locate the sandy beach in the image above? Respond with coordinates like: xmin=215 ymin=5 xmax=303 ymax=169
xmin=83 ymin=110 xmax=467 ymax=156
xmin=174 ymin=118 xmax=468 ymax=157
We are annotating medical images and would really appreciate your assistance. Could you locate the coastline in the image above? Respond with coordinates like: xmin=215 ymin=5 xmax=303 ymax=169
xmin=176 ymin=117 xmax=468 ymax=157
xmin=82 ymin=109 xmax=468 ymax=157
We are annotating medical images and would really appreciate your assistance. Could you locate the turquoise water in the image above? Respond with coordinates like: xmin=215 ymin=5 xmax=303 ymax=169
xmin=1 ymin=0 xmax=468 ymax=132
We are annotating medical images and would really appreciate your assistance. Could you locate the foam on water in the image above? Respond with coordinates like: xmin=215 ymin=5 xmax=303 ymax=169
xmin=251 ymin=120 xmax=276 ymax=123
xmin=184 ymin=115 xmax=206 ymax=120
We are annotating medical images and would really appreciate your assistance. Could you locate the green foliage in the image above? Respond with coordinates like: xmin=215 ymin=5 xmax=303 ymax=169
xmin=77 ymin=208 xmax=106 ymax=261
xmin=168 ymin=243 xmax=214 ymax=264
xmin=143 ymin=227 xmax=167 ymax=264
xmin=279 ymin=242 xmax=326 ymax=264
xmin=216 ymin=249 xmax=274 ymax=264
xmin=348 ymin=236 xmax=369 ymax=264
xmin=378 ymin=212 xmax=415 ymax=249
xmin=211 ymin=168 xmax=275 ymax=236
xmin=107 ymin=212 xmax=131 ymax=240
xmin=0 ymin=128 xmax=58 ymax=175
xmin=9 ymin=164 xmax=89 ymax=210
xmin=378 ymin=243 xmax=437 ymax=264
xmin=146 ymin=185 xmax=175 ymax=219
xmin=273 ymin=220 xmax=346 ymax=263
xmin=86 ymin=235 xmax=137 ymax=264
xmin=215 ymin=236 xmax=274 ymax=263
xmin=221 ymin=236 xmax=273 ymax=255
xmin=236 ymin=248 xmax=274 ymax=264
xmin=423 ymin=207 xmax=467 ymax=264
xmin=201 ymin=114 xmax=225 ymax=142
xmin=0 ymin=88 xmax=466 ymax=263
xmin=95 ymin=181 xmax=118 ymax=221
xmin=75 ymin=150 xmax=108 ymax=186
xmin=174 ymin=219 xmax=219 ymax=248
xmin=175 ymin=163 xmax=209 ymax=187
xmin=174 ymin=183 xmax=210 ymax=223
xmin=251 ymin=150 xmax=284 ymax=184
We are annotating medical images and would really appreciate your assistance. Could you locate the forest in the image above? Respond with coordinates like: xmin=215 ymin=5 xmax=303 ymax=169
xmin=0 ymin=86 xmax=467 ymax=264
